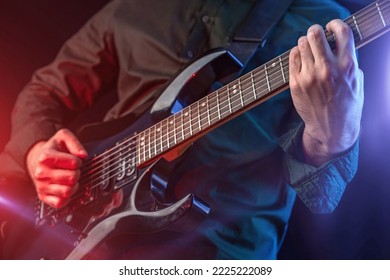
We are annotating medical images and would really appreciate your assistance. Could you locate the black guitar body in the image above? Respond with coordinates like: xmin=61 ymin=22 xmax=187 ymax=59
xmin=15 ymin=49 xmax=242 ymax=260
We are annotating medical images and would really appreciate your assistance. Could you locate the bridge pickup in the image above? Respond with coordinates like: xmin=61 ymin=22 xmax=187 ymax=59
xmin=114 ymin=137 xmax=138 ymax=189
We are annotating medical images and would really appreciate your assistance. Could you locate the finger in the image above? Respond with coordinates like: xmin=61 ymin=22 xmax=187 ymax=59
xmin=39 ymin=149 xmax=83 ymax=170
xmin=306 ymin=24 xmax=333 ymax=63
xmin=297 ymin=36 xmax=314 ymax=73
xmin=34 ymin=167 xmax=80 ymax=186
xmin=41 ymin=194 xmax=71 ymax=209
xmin=289 ymin=46 xmax=302 ymax=75
xmin=289 ymin=46 xmax=301 ymax=90
xmin=43 ymin=183 xmax=79 ymax=199
xmin=54 ymin=129 xmax=88 ymax=159
xmin=326 ymin=19 xmax=356 ymax=59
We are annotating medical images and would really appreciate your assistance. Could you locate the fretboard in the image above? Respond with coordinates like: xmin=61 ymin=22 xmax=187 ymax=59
xmin=135 ymin=0 xmax=390 ymax=166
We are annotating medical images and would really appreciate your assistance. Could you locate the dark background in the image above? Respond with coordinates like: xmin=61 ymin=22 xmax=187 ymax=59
xmin=1 ymin=0 xmax=389 ymax=259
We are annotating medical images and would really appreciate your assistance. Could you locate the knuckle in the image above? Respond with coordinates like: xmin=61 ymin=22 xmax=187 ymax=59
xmin=308 ymin=25 xmax=323 ymax=41
xmin=52 ymin=200 xmax=62 ymax=209
xmin=70 ymin=158 xmax=81 ymax=169
xmin=38 ymin=150 xmax=50 ymax=163
xmin=37 ymin=193 xmax=45 ymax=202
xmin=289 ymin=46 xmax=298 ymax=58
xmin=340 ymin=54 xmax=356 ymax=73
xmin=335 ymin=23 xmax=351 ymax=38
xmin=304 ymin=76 xmax=315 ymax=88
xmin=319 ymin=60 xmax=333 ymax=80
xmin=56 ymin=128 xmax=69 ymax=137
xmin=61 ymin=189 xmax=72 ymax=199
xmin=289 ymin=76 xmax=300 ymax=91
xmin=298 ymin=36 xmax=307 ymax=47
xmin=34 ymin=166 xmax=46 ymax=179
xmin=68 ymin=175 xmax=77 ymax=186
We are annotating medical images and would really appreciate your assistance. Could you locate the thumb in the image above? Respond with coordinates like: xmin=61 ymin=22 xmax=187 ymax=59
xmin=54 ymin=129 xmax=88 ymax=159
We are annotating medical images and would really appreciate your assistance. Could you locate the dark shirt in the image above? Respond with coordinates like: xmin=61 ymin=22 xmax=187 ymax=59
xmin=0 ymin=0 xmax=358 ymax=259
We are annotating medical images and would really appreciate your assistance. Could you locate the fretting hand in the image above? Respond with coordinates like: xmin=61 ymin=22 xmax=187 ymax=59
xmin=289 ymin=19 xmax=364 ymax=166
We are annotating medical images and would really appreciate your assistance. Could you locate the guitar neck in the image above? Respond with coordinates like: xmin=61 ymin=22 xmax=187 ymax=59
xmin=134 ymin=0 xmax=390 ymax=166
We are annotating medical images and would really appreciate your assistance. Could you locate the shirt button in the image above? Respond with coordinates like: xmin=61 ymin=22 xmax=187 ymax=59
xmin=202 ymin=15 xmax=209 ymax=23
xmin=186 ymin=50 xmax=194 ymax=58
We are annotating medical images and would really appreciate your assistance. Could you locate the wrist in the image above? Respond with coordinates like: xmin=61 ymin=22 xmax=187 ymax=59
xmin=302 ymin=125 xmax=360 ymax=166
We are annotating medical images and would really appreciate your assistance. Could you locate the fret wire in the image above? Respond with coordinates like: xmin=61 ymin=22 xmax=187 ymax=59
xmin=152 ymin=124 xmax=157 ymax=156
xmin=188 ymin=104 xmax=197 ymax=134
xmin=238 ymin=78 xmax=244 ymax=107
xmin=165 ymin=119 xmax=170 ymax=150
xmin=264 ymin=63 xmax=271 ymax=92
xmin=216 ymin=89 xmax=221 ymax=120
xmin=174 ymin=112 xmax=183 ymax=143
xmin=147 ymin=127 xmax=151 ymax=160
xmin=194 ymin=102 xmax=202 ymax=133
xmin=353 ymin=15 xmax=363 ymax=40
xmin=139 ymin=132 xmax=145 ymax=164
xmin=168 ymin=118 xmax=173 ymax=148
xmin=169 ymin=116 xmax=173 ymax=146
xmin=209 ymin=90 xmax=219 ymax=124
xmin=377 ymin=2 xmax=387 ymax=27
xmin=182 ymin=107 xmax=188 ymax=139
xmin=231 ymin=84 xmax=241 ymax=110
xmin=196 ymin=100 xmax=202 ymax=131
xmin=158 ymin=122 xmax=163 ymax=154
xmin=171 ymin=117 xmax=177 ymax=145
xmin=218 ymin=87 xmax=229 ymax=118
xmin=199 ymin=99 xmax=207 ymax=129
xmin=250 ymin=72 xmax=257 ymax=99
xmin=188 ymin=108 xmax=193 ymax=136
xmin=279 ymin=56 xmax=286 ymax=83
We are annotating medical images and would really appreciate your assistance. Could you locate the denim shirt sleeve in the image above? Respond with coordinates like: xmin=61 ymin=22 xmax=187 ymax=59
xmin=280 ymin=122 xmax=360 ymax=214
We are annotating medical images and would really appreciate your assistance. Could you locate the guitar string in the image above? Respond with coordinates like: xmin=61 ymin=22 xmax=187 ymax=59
xmin=64 ymin=1 xmax=388 ymax=204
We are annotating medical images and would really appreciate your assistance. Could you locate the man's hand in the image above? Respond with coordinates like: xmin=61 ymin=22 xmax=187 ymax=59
xmin=289 ymin=19 xmax=364 ymax=166
xmin=26 ymin=128 xmax=88 ymax=208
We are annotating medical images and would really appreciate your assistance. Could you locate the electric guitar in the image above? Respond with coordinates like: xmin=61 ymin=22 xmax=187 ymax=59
xmin=16 ymin=0 xmax=390 ymax=259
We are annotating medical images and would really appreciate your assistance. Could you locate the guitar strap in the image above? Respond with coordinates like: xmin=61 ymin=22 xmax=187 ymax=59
xmin=77 ymin=0 xmax=294 ymax=142
xmin=228 ymin=0 xmax=294 ymax=70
